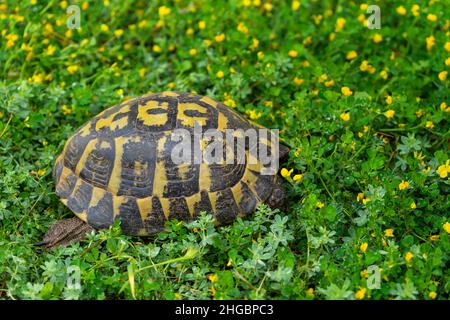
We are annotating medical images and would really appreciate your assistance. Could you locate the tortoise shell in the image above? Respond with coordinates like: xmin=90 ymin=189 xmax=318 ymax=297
xmin=53 ymin=91 xmax=282 ymax=236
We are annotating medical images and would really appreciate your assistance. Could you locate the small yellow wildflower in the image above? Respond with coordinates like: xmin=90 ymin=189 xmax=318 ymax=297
xmin=355 ymin=288 xmax=366 ymax=300
xmin=360 ymin=269 xmax=368 ymax=278
xmin=293 ymin=174 xmax=303 ymax=182
xmin=167 ymin=82 xmax=175 ymax=89
xmin=114 ymin=29 xmax=124 ymax=37
xmin=82 ymin=2 xmax=89 ymax=10
xmin=438 ymin=71 xmax=447 ymax=81
xmin=340 ymin=112 xmax=350 ymax=121
xmin=153 ymin=44 xmax=162 ymax=53
xmin=430 ymin=235 xmax=440 ymax=241
xmin=410 ymin=202 xmax=416 ymax=209
xmin=360 ymin=242 xmax=368 ymax=253
xmin=445 ymin=58 xmax=450 ymax=66
xmin=216 ymin=70 xmax=224 ymax=78
xmin=362 ymin=197 xmax=370 ymax=205
xmin=385 ymin=109 xmax=395 ymax=119
xmin=207 ymin=274 xmax=218 ymax=282
xmin=139 ymin=67 xmax=146 ymax=78
xmin=288 ymin=49 xmax=298 ymax=58
xmin=305 ymin=288 xmax=314 ymax=296
xmin=158 ymin=6 xmax=171 ymax=17
xmin=116 ymin=89 xmax=124 ymax=96
xmin=372 ymin=34 xmax=383 ymax=43
xmin=427 ymin=14 xmax=437 ymax=22
xmin=189 ymin=48 xmax=197 ymax=56
xmin=62 ymin=105 xmax=72 ymax=115
xmin=325 ymin=80 xmax=335 ymax=87
xmin=316 ymin=201 xmax=325 ymax=209
xmin=46 ymin=45 xmax=56 ymax=56
xmin=380 ymin=70 xmax=388 ymax=80
xmin=346 ymin=50 xmax=357 ymax=60
xmin=429 ymin=292 xmax=437 ymax=300
xmin=398 ymin=180 xmax=409 ymax=190
xmin=237 ymin=22 xmax=249 ymax=34
xmin=437 ymin=161 xmax=450 ymax=178
xmin=440 ymin=102 xmax=449 ymax=112
xmin=444 ymin=222 xmax=450 ymax=234
xmin=405 ymin=252 xmax=414 ymax=262
xmin=411 ymin=4 xmax=420 ymax=16
xmin=335 ymin=17 xmax=346 ymax=32
xmin=198 ymin=20 xmax=206 ymax=30
xmin=360 ymin=4 xmax=368 ymax=10
xmin=396 ymin=6 xmax=406 ymax=15
xmin=385 ymin=95 xmax=393 ymax=105
xmin=215 ymin=33 xmax=225 ymax=42
xmin=100 ymin=24 xmax=109 ymax=32
xmin=292 ymin=0 xmax=301 ymax=11
xmin=257 ymin=51 xmax=264 ymax=59
xmin=293 ymin=77 xmax=304 ymax=85
xmin=425 ymin=121 xmax=434 ymax=129
xmin=186 ymin=28 xmax=194 ymax=36
xmin=280 ymin=168 xmax=293 ymax=178
xmin=357 ymin=193 xmax=364 ymax=202
xmin=426 ymin=35 xmax=435 ymax=51
xmin=67 ymin=65 xmax=79 ymax=74
xmin=445 ymin=42 xmax=450 ymax=52
xmin=384 ymin=229 xmax=394 ymax=237
xmin=341 ymin=86 xmax=353 ymax=96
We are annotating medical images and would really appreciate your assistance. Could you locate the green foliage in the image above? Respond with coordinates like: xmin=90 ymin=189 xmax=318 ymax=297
xmin=0 ymin=0 xmax=449 ymax=300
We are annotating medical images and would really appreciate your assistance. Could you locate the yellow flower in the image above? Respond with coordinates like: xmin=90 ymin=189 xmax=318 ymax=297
xmin=305 ymin=288 xmax=314 ymax=296
xmin=288 ymin=49 xmax=298 ymax=58
xmin=426 ymin=35 xmax=435 ymax=51
xmin=237 ymin=22 xmax=249 ymax=34
xmin=257 ymin=51 xmax=264 ymax=59
xmin=444 ymin=222 xmax=450 ymax=234
xmin=357 ymin=193 xmax=364 ymax=202
xmin=445 ymin=58 xmax=450 ymax=66
xmin=280 ymin=168 xmax=293 ymax=178
xmin=189 ymin=48 xmax=197 ymax=56
xmin=346 ymin=50 xmax=357 ymax=60
xmin=425 ymin=121 xmax=434 ymax=129
xmin=293 ymin=77 xmax=304 ymax=85
xmin=139 ymin=67 xmax=146 ymax=78
xmin=316 ymin=201 xmax=324 ymax=209
xmin=207 ymin=274 xmax=218 ymax=282
xmin=437 ymin=161 xmax=450 ymax=178
xmin=67 ymin=65 xmax=79 ymax=74
xmin=216 ymin=70 xmax=224 ymax=78
xmin=292 ymin=0 xmax=301 ymax=11
xmin=153 ymin=44 xmax=162 ymax=53
xmin=385 ymin=109 xmax=395 ymax=119
xmin=114 ymin=29 xmax=124 ymax=37
xmin=380 ymin=70 xmax=388 ymax=80
xmin=429 ymin=292 xmax=437 ymax=300
xmin=360 ymin=269 xmax=368 ymax=278
xmin=215 ymin=33 xmax=225 ymax=42
xmin=445 ymin=42 xmax=450 ymax=52
xmin=158 ymin=5 xmax=171 ymax=17
xmin=396 ymin=6 xmax=406 ymax=15
xmin=62 ymin=105 xmax=72 ymax=115
xmin=340 ymin=112 xmax=350 ymax=121
xmin=385 ymin=95 xmax=393 ymax=105
xmin=198 ymin=20 xmax=206 ymax=30
xmin=46 ymin=45 xmax=56 ymax=56
xmin=335 ymin=17 xmax=346 ymax=32
xmin=427 ymin=14 xmax=437 ymax=22
xmin=341 ymin=86 xmax=353 ymax=96
xmin=405 ymin=252 xmax=414 ymax=262
xmin=100 ymin=24 xmax=109 ymax=32
xmin=325 ymin=80 xmax=335 ymax=87
xmin=293 ymin=174 xmax=303 ymax=182
xmin=167 ymin=82 xmax=175 ymax=89
xmin=410 ymin=202 xmax=416 ymax=209
xmin=263 ymin=2 xmax=272 ymax=11
xmin=355 ymin=288 xmax=366 ymax=300
xmin=60 ymin=1 xmax=68 ymax=9
xmin=438 ymin=71 xmax=447 ymax=81
xmin=360 ymin=242 xmax=368 ymax=253
xmin=384 ymin=229 xmax=394 ymax=237
xmin=116 ymin=89 xmax=124 ymax=96
xmin=362 ymin=197 xmax=370 ymax=205
xmin=430 ymin=235 xmax=440 ymax=241
xmin=411 ymin=4 xmax=420 ymax=16
xmin=186 ymin=28 xmax=194 ymax=36
xmin=398 ymin=180 xmax=409 ymax=190
xmin=372 ymin=34 xmax=383 ymax=43
xmin=250 ymin=38 xmax=259 ymax=50
xmin=82 ymin=2 xmax=89 ymax=10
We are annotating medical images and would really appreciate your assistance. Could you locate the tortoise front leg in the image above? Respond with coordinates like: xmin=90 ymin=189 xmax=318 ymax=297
xmin=34 ymin=217 xmax=94 ymax=249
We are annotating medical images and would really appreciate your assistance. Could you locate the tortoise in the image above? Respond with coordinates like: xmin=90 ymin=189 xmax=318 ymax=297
xmin=36 ymin=91 xmax=289 ymax=248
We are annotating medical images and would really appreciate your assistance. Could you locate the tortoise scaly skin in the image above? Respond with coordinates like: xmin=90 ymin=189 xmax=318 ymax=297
xmin=39 ymin=92 xmax=288 ymax=247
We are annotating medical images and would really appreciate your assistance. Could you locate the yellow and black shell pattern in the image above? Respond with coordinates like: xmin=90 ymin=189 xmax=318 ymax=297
xmin=53 ymin=92 xmax=279 ymax=236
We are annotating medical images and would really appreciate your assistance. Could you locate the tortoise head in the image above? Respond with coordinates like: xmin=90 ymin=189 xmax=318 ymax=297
xmin=266 ymin=176 xmax=287 ymax=211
